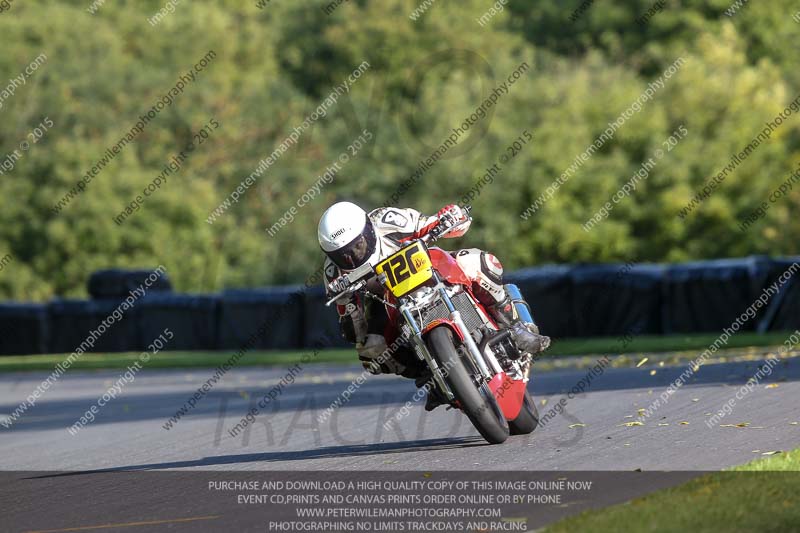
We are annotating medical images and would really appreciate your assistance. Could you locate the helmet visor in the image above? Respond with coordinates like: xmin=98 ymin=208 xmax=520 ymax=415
xmin=327 ymin=220 xmax=376 ymax=270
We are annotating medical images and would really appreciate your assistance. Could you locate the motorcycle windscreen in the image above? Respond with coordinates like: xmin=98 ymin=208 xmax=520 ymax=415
xmin=376 ymin=241 xmax=433 ymax=297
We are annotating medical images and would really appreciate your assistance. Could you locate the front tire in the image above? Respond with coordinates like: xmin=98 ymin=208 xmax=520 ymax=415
xmin=509 ymin=390 xmax=539 ymax=435
xmin=426 ymin=326 xmax=509 ymax=444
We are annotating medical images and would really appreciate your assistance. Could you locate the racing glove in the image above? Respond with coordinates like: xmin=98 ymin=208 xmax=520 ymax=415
xmin=356 ymin=334 xmax=407 ymax=375
xmin=432 ymin=204 xmax=470 ymax=238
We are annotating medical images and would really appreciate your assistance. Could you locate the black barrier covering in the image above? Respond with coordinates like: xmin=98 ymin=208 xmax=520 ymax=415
xmin=505 ymin=265 xmax=573 ymax=339
xmin=301 ymin=285 xmax=350 ymax=349
xmin=217 ymin=287 xmax=304 ymax=351
xmin=48 ymin=299 xmax=140 ymax=354
xmin=770 ymin=280 xmax=800 ymax=331
xmin=569 ymin=263 xmax=665 ymax=337
xmin=138 ymin=294 xmax=218 ymax=351
xmin=1 ymin=256 xmax=799 ymax=356
xmin=661 ymin=256 xmax=774 ymax=335
xmin=762 ymin=258 xmax=800 ymax=331
xmin=87 ymin=268 xmax=172 ymax=300
xmin=0 ymin=303 xmax=49 ymax=356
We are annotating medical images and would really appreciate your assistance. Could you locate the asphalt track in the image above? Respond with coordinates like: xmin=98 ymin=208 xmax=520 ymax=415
xmin=1 ymin=353 xmax=798 ymax=531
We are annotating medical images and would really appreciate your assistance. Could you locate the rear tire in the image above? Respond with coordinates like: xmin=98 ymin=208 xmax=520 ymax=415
xmin=509 ymin=390 xmax=539 ymax=435
xmin=426 ymin=326 xmax=509 ymax=444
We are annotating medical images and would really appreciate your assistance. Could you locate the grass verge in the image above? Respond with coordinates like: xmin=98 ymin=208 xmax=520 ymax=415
xmin=0 ymin=331 xmax=794 ymax=372
xmin=544 ymin=448 xmax=800 ymax=533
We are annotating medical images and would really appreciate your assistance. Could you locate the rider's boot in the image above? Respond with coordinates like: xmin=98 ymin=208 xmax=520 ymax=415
xmin=488 ymin=294 xmax=551 ymax=355
xmin=415 ymin=372 xmax=448 ymax=411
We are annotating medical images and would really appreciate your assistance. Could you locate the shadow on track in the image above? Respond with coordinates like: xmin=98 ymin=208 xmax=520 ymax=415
xmin=26 ymin=436 xmax=486 ymax=478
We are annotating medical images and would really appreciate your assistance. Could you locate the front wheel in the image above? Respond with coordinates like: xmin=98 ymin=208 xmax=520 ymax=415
xmin=509 ymin=390 xmax=539 ymax=435
xmin=426 ymin=326 xmax=509 ymax=444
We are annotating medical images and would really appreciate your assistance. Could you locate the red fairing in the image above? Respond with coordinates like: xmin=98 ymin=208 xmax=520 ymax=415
xmin=488 ymin=372 xmax=526 ymax=420
xmin=429 ymin=248 xmax=471 ymax=287
xmin=421 ymin=318 xmax=465 ymax=340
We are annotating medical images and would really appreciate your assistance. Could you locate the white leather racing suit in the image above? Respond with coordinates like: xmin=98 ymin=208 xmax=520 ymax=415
xmin=323 ymin=205 xmax=507 ymax=376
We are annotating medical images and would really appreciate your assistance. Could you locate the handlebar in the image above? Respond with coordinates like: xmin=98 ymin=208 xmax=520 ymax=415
xmin=324 ymin=204 xmax=472 ymax=306
xmin=324 ymin=278 xmax=366 ymax=307
xmin=421 ymin=204 xmax=471 ymax=243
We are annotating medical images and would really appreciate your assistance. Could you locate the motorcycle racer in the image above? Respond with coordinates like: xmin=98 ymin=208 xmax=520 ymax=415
xmin=318 ymin=201 xmax=550 ymax=409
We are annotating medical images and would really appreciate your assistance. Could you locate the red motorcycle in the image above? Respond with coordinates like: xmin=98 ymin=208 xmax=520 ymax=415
xmin=326 ymin=207 xmax=540 ymax=444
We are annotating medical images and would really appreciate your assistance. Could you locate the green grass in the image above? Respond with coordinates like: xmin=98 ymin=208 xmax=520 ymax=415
xmin=0 ymin=348 xmax=355 ymax=372
xmin=549 ymin=330 xmax=793 ymax=357
xmin=0 ymin=331 xmax=793 ymax=372
xmin=544 ymin=448 xmax=800 ymax=533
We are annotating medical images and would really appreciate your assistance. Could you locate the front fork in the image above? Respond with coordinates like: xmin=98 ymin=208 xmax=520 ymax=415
xmin=399 ymin=278 xmax=501 ymax=402
xmin=400 ymin=304 xmax=456 ymax=402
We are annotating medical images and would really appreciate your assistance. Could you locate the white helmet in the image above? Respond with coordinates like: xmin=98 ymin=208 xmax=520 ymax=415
xmin=317 ymin=201 xmax=377 ymax=270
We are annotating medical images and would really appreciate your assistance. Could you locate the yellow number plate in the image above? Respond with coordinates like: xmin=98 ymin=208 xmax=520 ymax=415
xmin=375 ymin=242 xmax=433 ymax=297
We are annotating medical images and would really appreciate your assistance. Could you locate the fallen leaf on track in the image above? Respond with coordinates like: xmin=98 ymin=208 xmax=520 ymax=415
xmin=636 ymin=357 xmax=648 ymax=368
xmin=650 ymin=370 xmax=657 ymax=376
xmin=765 ymin=383 xmax=779 ymax=389
xmin=658 ymin=423 xmax=669 ymax=426
xmin=569 ymin=423 xmax=586 ymax=429
xmin=720 ymin=423 xmax=750 ymax=428
xmin=620 ymin=421 xmax=644 ymax=427
xmin=762 ymin=451 xmax=782 ymax=456
xmin=679 ymin=421 xmax=689 ymax=425
xmin=637 ymin=408 xmax=646 ymax=416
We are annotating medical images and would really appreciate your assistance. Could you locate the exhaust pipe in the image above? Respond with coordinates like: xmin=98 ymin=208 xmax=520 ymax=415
xmin=504 ymin=283 xmax=538 ymax=332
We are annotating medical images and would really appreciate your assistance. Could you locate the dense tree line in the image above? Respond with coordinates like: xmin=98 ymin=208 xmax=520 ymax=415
xmin=0 ymin=0 xmax=798 ymax=300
